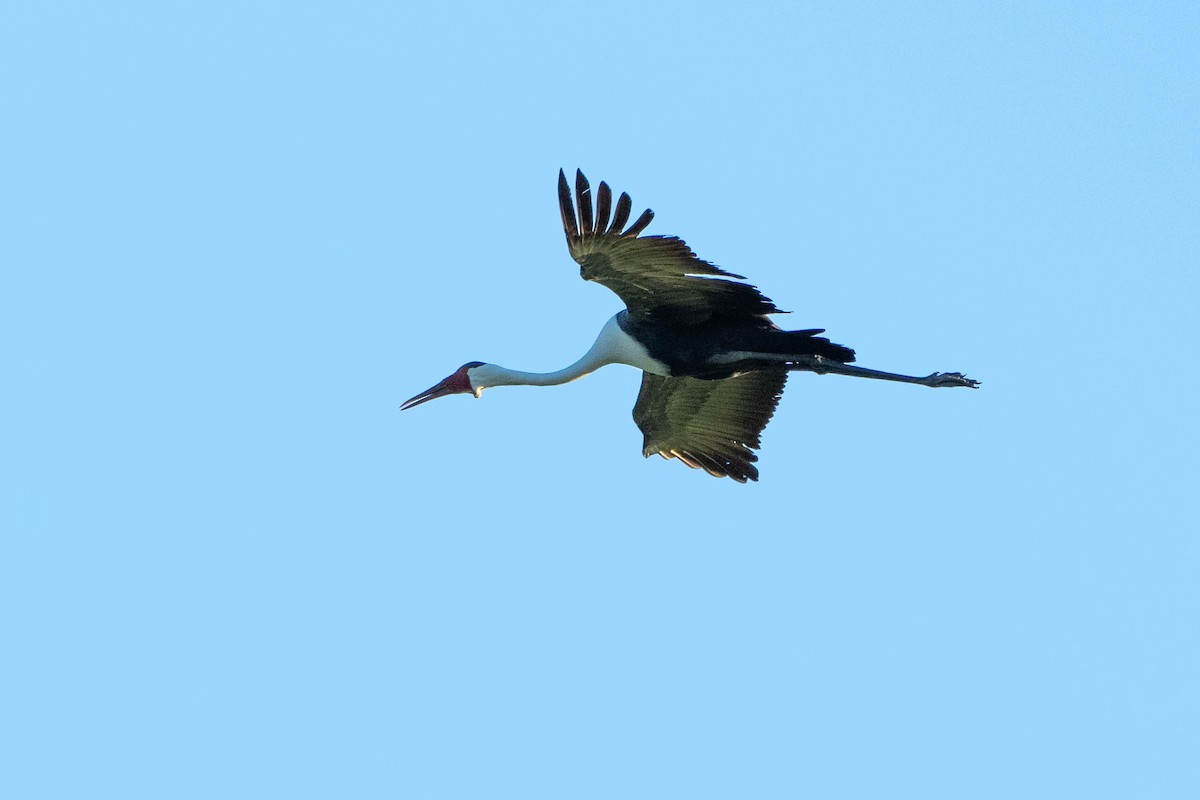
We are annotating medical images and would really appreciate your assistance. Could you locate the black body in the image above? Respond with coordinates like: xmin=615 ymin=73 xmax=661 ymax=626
xmin=616 ymin=310 xmax=855 ymax=379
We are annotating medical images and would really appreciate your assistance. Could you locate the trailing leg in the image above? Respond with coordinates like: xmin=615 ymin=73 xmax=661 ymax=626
xmin=789 ymin=355 xmax=980 ymax=388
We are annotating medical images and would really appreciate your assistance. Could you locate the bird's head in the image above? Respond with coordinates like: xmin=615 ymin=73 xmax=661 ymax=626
xmin=401 ymin=361 xmax=490 ymax=410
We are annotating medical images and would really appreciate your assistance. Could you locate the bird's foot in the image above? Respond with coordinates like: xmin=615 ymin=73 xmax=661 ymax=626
xmin=921 ymin=372 xmax=980 ymax=388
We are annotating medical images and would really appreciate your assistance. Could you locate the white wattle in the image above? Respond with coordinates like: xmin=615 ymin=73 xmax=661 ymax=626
xmin=469 ymin=314 xmax=669 ymax=395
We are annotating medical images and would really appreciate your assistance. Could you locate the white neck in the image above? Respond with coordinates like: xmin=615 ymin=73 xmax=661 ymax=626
xmin=468 ymin=314 xmax=668 ymax=394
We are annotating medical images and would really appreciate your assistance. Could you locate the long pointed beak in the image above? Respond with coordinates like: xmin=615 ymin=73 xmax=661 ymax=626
xmin=400 ymin=378 xmax=458 ymax=411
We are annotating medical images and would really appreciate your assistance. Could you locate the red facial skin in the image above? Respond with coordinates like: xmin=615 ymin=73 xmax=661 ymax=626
xmin=400 ymin=363 xmax=477 ymax=410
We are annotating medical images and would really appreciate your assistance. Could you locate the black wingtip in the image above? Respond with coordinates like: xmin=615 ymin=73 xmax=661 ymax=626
xmin=556 ymin=169 xmax=656 ymax=241
xmin=558 ymin=169 xmax=579 ymax=240
xmin=609 ymin=191 xmax=632 ymax=234
xmin=595 ymin=181 xmax=612 ymax=234
xmin=575 ymin=170 xmax=593 ymax=236
xmin=624 ymin=207 xmax=655 ymax=237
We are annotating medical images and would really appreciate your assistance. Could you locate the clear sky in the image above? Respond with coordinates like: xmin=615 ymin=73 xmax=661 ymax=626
xmin=3 ymin=2 xmax=1198 ymax=798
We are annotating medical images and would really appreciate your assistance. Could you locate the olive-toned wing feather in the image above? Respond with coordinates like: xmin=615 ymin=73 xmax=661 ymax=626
xmin=559 ymin=169 xmax=783 ymax=323
xmin=633 ymin=369 xmax=789 ymax=483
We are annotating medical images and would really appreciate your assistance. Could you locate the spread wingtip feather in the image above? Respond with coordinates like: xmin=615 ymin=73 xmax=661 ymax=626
xmin=595 ymin=181 xmax=612 ymax=234
xmin=558 ymin=169 xmax=579 ymax=240
xmin=609 ymin=192 xmax=632 ymax=234
xmin=624 ymin=207 xmax=654 ymax=237
xmin=575 ymin=170 xmax=593 ymax=236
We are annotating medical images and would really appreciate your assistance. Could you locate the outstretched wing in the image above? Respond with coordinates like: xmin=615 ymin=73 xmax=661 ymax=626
xmin=558 ymin=169 xmax=783 ymax=323
xmin=633 ymin=369 xmax=788 ymax=483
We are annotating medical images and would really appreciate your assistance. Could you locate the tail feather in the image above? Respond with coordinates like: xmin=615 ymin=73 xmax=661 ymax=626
xmin=772 ymin=328 xmax=856 ymax=363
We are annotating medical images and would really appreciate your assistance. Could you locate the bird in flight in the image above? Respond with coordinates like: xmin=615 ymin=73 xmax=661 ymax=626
xmin=402 ymin=169 xmax=978 ymax=482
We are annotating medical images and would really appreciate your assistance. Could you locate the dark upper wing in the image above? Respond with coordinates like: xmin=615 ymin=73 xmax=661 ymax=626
xmin=558 ymin=169 xmax=783 ymax=323
xmin=632 ymin=369 xmax=789 ymax=483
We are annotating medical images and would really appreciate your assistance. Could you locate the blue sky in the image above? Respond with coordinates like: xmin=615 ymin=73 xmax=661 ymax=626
xmin=3 ymin=1 xmax=1198 ymax=797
